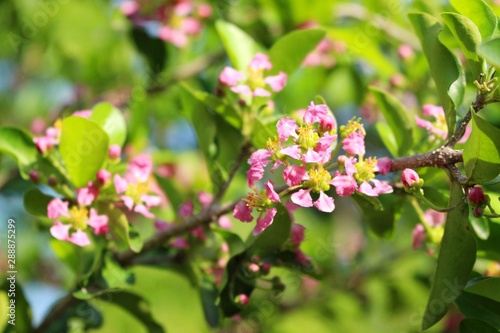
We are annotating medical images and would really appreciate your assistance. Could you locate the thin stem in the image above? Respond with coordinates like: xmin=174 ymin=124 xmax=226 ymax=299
xmin=389 ymin=146 xmax=463 ymax=172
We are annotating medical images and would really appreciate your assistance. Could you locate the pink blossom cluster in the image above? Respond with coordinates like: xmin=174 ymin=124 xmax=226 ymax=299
xmin=412 ymin=210 xmax=445 ymax=250
xmin=218 ymin=53 xmax=287 ymax=101
xmin=298 ymin=21 xmax=346 ymax=68
xmin=233 ymin=101 xmax=393 ymax=234
xmin=120 ymin=0 xmax=212 ymax=48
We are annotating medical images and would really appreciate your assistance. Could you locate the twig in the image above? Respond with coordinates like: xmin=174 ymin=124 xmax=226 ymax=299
xmin=389 ymin=146 xmax=463 ymax=171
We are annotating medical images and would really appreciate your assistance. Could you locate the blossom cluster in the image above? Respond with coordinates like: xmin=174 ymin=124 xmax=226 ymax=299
xmin=415 ymin=104 xmax=471 ymax=143
xmin=233 ymin=101 xmax=393 ymax=234
xmin=218 ymin=53 xmax=287 ymax=105
xmin=121 ymin=0 xmax=212 ymax=48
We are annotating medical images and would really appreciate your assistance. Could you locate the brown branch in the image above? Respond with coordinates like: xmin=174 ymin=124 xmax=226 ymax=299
xmin=389 ymin=146 xmax=463 ymax=172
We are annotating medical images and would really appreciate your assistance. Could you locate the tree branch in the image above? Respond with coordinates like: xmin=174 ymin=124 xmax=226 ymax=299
xmin=389 ymin=146 xmax=463 ymax=172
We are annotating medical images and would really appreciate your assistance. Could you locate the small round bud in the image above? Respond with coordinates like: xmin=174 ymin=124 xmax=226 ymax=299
xmin=261 ymin=262 xmax=271 ymax=275
xmin=234 ymin=294 xmax=249 ymax=306
xmin=96 ymin=169 xmax=112 ymax=185
xmin=398 ymin=44 xmax=414 ymax=60
xmin=248 ymin=263 xmax=260 ymax=274
xmin=238 ymin=99 xmax=246 ymax=107
xmin=108 ymin=144 xmax=122 ymax=160
xmin=401 ymin=168 xmax=423 ymax=188
xmin=48 ymin=176 xmax=57 ymax=187
xmin=468 ymin=187 xmax=486 ymax=206
xmin=29 ymin=171 xmax=40 ymax=183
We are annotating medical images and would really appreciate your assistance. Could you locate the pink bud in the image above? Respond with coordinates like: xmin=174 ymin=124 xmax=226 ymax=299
xmin=96 ymin=169 xmax=112 ymax=185
xmin=398 ymin=44 xmax=414 ymax=59
xmin=235 ymin=294 xmax=249 ymax=305
xmin=108 ymin=144 xmax=121 ymax=159
xmin=261 ymin=262 xmax=271 ymax=275
xmin=401 ymin=168 xmax=420 ymax=187
xmin=48 ymin=176 xmax=57 ymax=187
xmin=248 ymin=263 xmax=260 ymax=274
xmin=29 ymin=171 xmax=40 ymax=183
xmin=468 ymin=187 xmax=486 ymax=206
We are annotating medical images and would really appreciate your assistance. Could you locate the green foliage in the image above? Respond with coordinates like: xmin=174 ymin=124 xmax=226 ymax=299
xmin=23 ymin=188 xmax=53 ymax=218
xmin=450 ymin=0 xmax=498 ymax=39
xmin=459 ymin=318 xmax=499 ymax=333
xmin=465 ymin=276 xmax=500 ymax=303
xmin=59 ymin=116 xmax=109 ymax=188
xmin=0 ymin=281 xmax=32 ymax=333
xmin=102 ymin=203 xmax=143 ymax=253
xmin=90 ymin=102 xmax=127 ymax=147
xmin=422 ymin=180 xmax=477 ymax=330
xmin=478 ymin=37 xmax=500 ymax=69
xmin=0 ymin=127 xmax=38 ymax=178
xmin=456 ymin=292 xmax=500 ymax=330
xmin=130 ymin=27 xmax=167 ymax=76
xmin=409 ymin=12 xmax=465 ymax=137
xmin=370 ymin=87 xmax=414 ymax=157
xmin=463 ymin=111 xmax=500 ymax=183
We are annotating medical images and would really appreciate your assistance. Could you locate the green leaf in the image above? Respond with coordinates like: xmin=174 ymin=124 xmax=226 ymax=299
xmin=351 ymin=193 xmax=398 ymax=238
xmin=215 ymin=20 xmax=265 ymax=71
xmin=374 ymin=122 xmax=398 ymax=157
xmin=0 ymin=281 xmax=32 ymax=333
xmin=199 ymin=276 xmax=220 ymax=328
xmin=370 ymin=87 xmax=414 ymax=157
xmin=103 ymin=204 xmax=143 ymax=253
xmin=215 ymin=229 xmax=245 ymax=257
xmin=409 ymin=12 xmax=465 ymax=137
xmin=442 ymin=13 xmax=482 ymax=61
xmin=102 ymin=253 xmax=135 ymax=289
xmin=23 ymin=188 xmax=53 ymax=217
xmin=450 ymin=0 xmax=498 ymax=39
xmin=459 ymin=318 xmax=499 ymax=333
xmin=246 ymin=203 xmax=292 ymax=256
xmin=90 ymin=102 xmax=127 ymax=147
xmin=39 ymin=299 xmax=103 ymax=332
xmin=130 ymin=26 xmax=167 ymax=75
xmin=100 ymin=291 xmax=165 ymax=333
xmin=154 ymin=174 xmax=185 ymax=213
xmin=250 ymin=119 xmax=275 ymax=148
xmin=268 ymin=28 xmax=325 ymax=76
xmin=469 ymin=210 xmax=490 ymax=240
xmin=421 ymin=180 xmax=477 ymax=330
xmin=465 ymin=277 xmax=500 ymax=303
xmin=0 ymin=126 xmax=38 ymax=177
xmin=59 ymin=116 xmax=109 ymax=188
xmin=478 ymin=38 xmax=500 ymax=69
xmin=463 ymin=111 xmax=500 ymax=183
xmin=49 ymin=238 xmax=97 ymax=275
xmin=456 ymin=292 xmax=500 ymax=329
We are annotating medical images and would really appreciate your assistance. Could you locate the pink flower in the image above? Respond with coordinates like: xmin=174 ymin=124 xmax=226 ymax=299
xmin=331 ymin=173 xmax=357 ymax=196
xmin=376 ymin=157 xmax=391 ymax=175
xmin=77 ymin=182 xmax=99 ymax=206
xmin=179 ymin=200 xmax=194 ymax=217
xmin=412 ymin=224 xmax=426 ymax=249
xmin=302 ymin=148 xmax=330 ymax=164
xmin=253 ymin=87 xmax=271 ymax=97
xmin=283 ymin=165 xmax=308 ymax=186
xmin=47 ymin=199 xmax=70 ymax=219
xmin=357 ymin=179 xmax=393 ymax=196
xmin=303 ymin=102 xmax=329 ymax=124
xmin=277 ymin=118 xmax=299 ymax=141
xmin=314 ymin=191 xmax=335 ymax=212
xmin=50 ymin=221 xmax=71 ymax=241
xmin=291 ymin=223 xmax=305 ymax=248
xmin=249 ymin=53 xmax=272 ymax=71
xmin=219 ymin=67 xmax=244 ymax=86
xmin=265 ymin=181 xmax=280 ymax=203
xmin=96 ymin=169 xmax=112 ymax=185
xmin=254 ymin=208 xmax=277 ymax=235
xmin=127 ymin=154 xmax=153 ymax=183
xmin=114 ymin=174 xmax=128 ymax=193
xmin=87 ymin=209 xmax=109 ymax=235
xmin=159 ymin=26 xmax=188 ymax=48
xmin=422 ymin=104 xmax=444 ymax=117
xmin=423 ymin=210 xmax=446 ymax=228
xmin=231 ymin=84 xmax=252 ymax=96
xmin=33 ymin=136 xmax=57 ymax=154
xmin=73 ymin=110 xmax=92 ymax=118
xmin=197 ymin=3 xmax=212 ymax=18
xmin=182 ymin=17 xmax=202 ymax=35
xmin=217 ymin=215 xmax=232 ymax=229
xmin=174 ymin=1 xmax=193 ymax=16
xmin=247 ymin=164 xmax=265 ymax=187
xmin=315 ymin=132 xmax=337 ymax=153
xmin=291 ymin=189 xmax=314 ymax=208
xmin=342 ymin=132 xmax=365 ymax=156
xmin=248 ymin=149 xmax=271 ymax=166
xmin=264 ymin=72 xmax=287 ymax=92
xmin=109 ymin=144 xmax=121 ymax=159
xmin=401 ymin=168 xmax=420 ymax=187
xmin=281 ymin=145 xmax=302 ymax=160
xmin=398 ymin=44 xmax=414 ymax=59
xmin=69 ymin=230 xmax=91 ymax=247
xmin=197 ymin=191 xmax=213 ymax=209
xmin=233 ymin=200 xmax=253 ymax=222
xmin=120 ymin=0 xmax=139 ymax=16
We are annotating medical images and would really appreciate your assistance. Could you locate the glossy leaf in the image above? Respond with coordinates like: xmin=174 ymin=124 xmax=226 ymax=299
xmin=374 ymin=122 xmax=398 ymax=157
xmin=459 ymin=318 xmax=498 ymax=333
xmin=90 ymin=102 xmax=127 ymax=147
xmin=409 ymin=12 xmax=465 ymax=137
xmin=421 ymin=180 xmax=477 ymax=330
xmin=370 ymin=87 xmax=414 ymax=157
xmin=0 ymin=126 xmax=38 ymax=177
xmin=215 ymin=229 xmax=245 ymax=257
xmin=251 ymin=119 xmax=276 ymax=148
xmin=351 ymin=193 xmax=397 ymax=238
xmin=102 ymin=253 xmax=135 ymax=289
xmin=99 ymin=291 xmax=164 ymax=333
xmin=469 ymin=210 xmax=490 ymax=240
xmin=450 ymin=0 xmax=498 ymax=39
xmin=215 ymin=20 xmax=264 ymax=71
xmin=478 ymin=37 xmax=500 ymax=68
xmin=200 ymin=276 xmax=220 ymax=328
xmin=465 ymin=277 xmax=500 ymax=303
xmin=102 ymin=204 xmax=143 ymax=253
xmin=456 ymin=292 xmax=500 ymax=329
xmin=59 ymin=116 xmax=109 ymax=188
xmin=268 ymin=28 xmax=325 ymax=76
xmin=246 ymin=203 xmax=292 ymax=256
xmin=49 ymin=238 xmax=97 ymax=276
xmin=463 ymin=111 xmax=500 ymax=183
xmin=23 ymin=188 xmax=53 ymax=217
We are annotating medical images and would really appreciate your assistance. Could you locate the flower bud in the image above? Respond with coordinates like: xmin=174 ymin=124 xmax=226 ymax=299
xmin=48 ymin=176 xmax=57 ymax=187
xmin=248 ymin=263 xmax=260 ymax=274
xmin=468 ymin=187 xmax=486 ymax=206
xmin=234 ymin=294 xmax=249 ymax=306
xmin=261 ymin=262 xmax=271 ymax=275
xmin=401 ymin=168 xmax=423 ymax=188
xmin=96 ymin=169 xmax=112 ymax=185
xmin=108 ymin=144 xmax=122 ymax=160
xmin=29 ymin=171 xmax=40 ymax=183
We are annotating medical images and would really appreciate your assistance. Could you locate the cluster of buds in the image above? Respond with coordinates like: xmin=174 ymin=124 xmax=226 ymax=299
xmin=217 ymin=53 xmax=287 ymax=108
xmin=234 ymin=101 xmax=393 ymax=235
xmin=468 ymin=186 xmax=489 ymax=218
xmin=121 ymin=0 xmax=212 ymax=48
